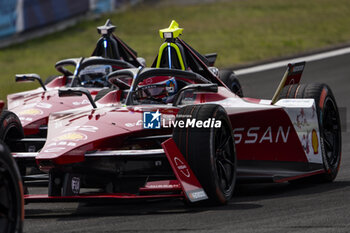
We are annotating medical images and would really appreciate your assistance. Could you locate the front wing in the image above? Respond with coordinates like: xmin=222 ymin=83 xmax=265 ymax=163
xmin=16 ymin=139 xmax=208 ymax=203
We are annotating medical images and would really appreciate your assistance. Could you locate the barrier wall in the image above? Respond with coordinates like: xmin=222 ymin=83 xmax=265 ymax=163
xmin=0 ymin=0 xmax=17 ymax=38
xmin=0 ymin=0 xmax=140 ymax=39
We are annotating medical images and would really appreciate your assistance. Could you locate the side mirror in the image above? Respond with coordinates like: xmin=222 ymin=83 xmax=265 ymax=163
xmin=15 ymin=73 xmax=46 ymax=91
xmin=58 ymin=87 xmax=97 ymax=108
xmin=173 ymin=84 xmax=218 ymax=106
xmin=204 ymin=53 xmax=217 ymax=66
xmin=136 ymin=57 xmax=146 ymax=67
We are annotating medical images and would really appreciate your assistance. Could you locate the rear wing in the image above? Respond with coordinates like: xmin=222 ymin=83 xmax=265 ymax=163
xmin=271 ymin=62 xmax=306 ymax=105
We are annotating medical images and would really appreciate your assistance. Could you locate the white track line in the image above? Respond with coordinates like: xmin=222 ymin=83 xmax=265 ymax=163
xmin=235 ymin=46 xmax=350 ymax=75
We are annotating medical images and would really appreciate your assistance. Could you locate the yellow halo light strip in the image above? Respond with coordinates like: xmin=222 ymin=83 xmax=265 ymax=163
xmin=156 ymin=42 xmax=186 ymax=70
xmin=159 ymin=20 xmax=183 ymax=39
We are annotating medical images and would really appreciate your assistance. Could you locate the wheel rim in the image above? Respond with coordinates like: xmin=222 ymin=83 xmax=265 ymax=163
xmin=214 ymin=120 xmax=235 ymax=195
xmin=0 ymin=159 xmax=19 ymax=233
xmin=322 ymin=97 xmax=341 ymax=168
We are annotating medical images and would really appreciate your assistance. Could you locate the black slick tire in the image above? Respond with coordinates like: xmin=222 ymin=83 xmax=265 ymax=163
xmin=173 ymin=104 xmax=236 ymax=205
xmin=0 ymin=140 xmax=24 ymax=233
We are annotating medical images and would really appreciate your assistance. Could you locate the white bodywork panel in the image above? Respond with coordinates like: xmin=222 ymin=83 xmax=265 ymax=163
xmin=276 ymin=99 xmax=323 ymax=164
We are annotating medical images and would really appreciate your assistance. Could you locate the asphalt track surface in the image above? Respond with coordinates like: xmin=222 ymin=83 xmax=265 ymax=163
xmin=24 ymin=53 xmax=350 ymax=233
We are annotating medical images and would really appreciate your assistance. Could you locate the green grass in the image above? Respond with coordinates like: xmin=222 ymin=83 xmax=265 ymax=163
xmin=1 ymin=0 xmax=350 ymax=101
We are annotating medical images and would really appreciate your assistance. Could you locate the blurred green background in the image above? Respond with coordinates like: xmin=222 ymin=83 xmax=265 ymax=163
xmin=1 ymin=0 xmax=350 ymax=101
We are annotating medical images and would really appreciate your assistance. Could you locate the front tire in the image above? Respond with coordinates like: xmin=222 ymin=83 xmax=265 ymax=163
xmin=0 ymin=141 xmax=24 ymax=233
xmin=173 ymin=104 xmax=236 ymax=205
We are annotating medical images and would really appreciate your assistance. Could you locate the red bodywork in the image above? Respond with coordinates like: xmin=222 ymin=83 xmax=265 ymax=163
xmin=7 ymin=20 xmax=142 ymax=137
xmin=7 ymin=78 xmax=100 ymax=135
xmin=11 ymin=38 xmax=325 ymax=203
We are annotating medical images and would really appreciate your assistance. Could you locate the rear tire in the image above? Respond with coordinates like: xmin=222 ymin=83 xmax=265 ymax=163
xmin=219 ymin=70 xmax=243 ymax=97
xmin=0 ymin=140 xmax=24 ymax=233
xmin=280 ymin=83 xmax=341 ymax=182
xmin=173 ymin=104 xmax=236 ymax=205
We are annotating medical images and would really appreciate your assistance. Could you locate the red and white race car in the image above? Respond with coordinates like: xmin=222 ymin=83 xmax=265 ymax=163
xmin=3 ymin=19 xmax=143 ymax=145
xmin=9 ymin=21 xmax=341 ymax=205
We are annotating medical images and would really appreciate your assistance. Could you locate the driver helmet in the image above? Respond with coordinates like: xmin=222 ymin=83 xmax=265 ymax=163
xmin=79 ymin=65 xmax=112 ymax=87
xmin=138 ymin=76 xmax=178 ymax=103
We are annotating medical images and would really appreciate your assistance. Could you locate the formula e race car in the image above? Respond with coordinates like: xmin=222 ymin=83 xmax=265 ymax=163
xmin=0 ymin=100 xmax=24 ymax=233
xmin=11 ymin=58 xmax=341 ymax=205
xmin=3 ymin=19 xmax=143 ymax=147
xmin=9 ymin=21 xmax=341 ymax=206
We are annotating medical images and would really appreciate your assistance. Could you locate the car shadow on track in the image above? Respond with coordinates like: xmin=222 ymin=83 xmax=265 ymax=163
xmin=25 ymin=199 xmax=263 ymax=220
xmin=24 ymin=180 xmax=350 ymax=219
xmin=234 ymin=180 xmax=350 ymax=202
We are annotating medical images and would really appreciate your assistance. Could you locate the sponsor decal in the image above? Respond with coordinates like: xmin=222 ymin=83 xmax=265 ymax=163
xmin=53 ymin=132 xmax=87 ymax=141
xmin=38 ymin=153 xmax=58 ymax=159
xmin=188 ymin=189 xmax=207 ymax=201
xmin=18 ymin=108 xmax=43 ymax=116
xmin=146 ymin=184 xmax=181 ymax=189
xmin=296 ymin=108 xmax=309 ymax=128
xmin=46 ymin=141 xmax=77 ymax=147
xmin=291 ymin=64 xmax=304 ymax=73
xmin=36 ymin=102 xmax=52 ymax=109
xmin=9 ymin=100 xmax=20 ymax=108
xmin=143 ymin=110 xmax=161 ymax=129
xmin=174 ymin=157 xmax=190 ymax=178
xmin=320 ymin=137 xmax=329 ymax=170
xmin=71 ymin=177 xmax=80 ymax=194
xmin=4 ymin=115 xmax=17 ymax=128
xmin=233 ymin=126 xmax=290 ymax=144
xmin=43 ymin=147 xmax=66 ymax=153
xmin=125 ymin=120 xmax=143 ymax=128
xmin=312 ymin=129 xmax=319 ymax=154
xmin=287 ymin=79 xmax=295 ymax=85
xmin=62 ymin=125 xmax=99 ymax=133
xmin=72 ymin=99 xmax=90 ymax=106
xmin=277 ymin=100 xmax=323 ymax=164
xmin=28 ymin=145 xmax=36 ymax=152
xmin=19 ymin=117 xmax=33 ymax=122
xmin=301 ymin=130 xmax=311 ymax=154
xmin=21 ymin=102 xmax=53 ymax=109
xmin=54 ymin=121 xmax=64 ymax=129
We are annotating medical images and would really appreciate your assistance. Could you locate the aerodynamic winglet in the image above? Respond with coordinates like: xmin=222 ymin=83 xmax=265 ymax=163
xmin=162 ymin=138 xmax=208 ymax=202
